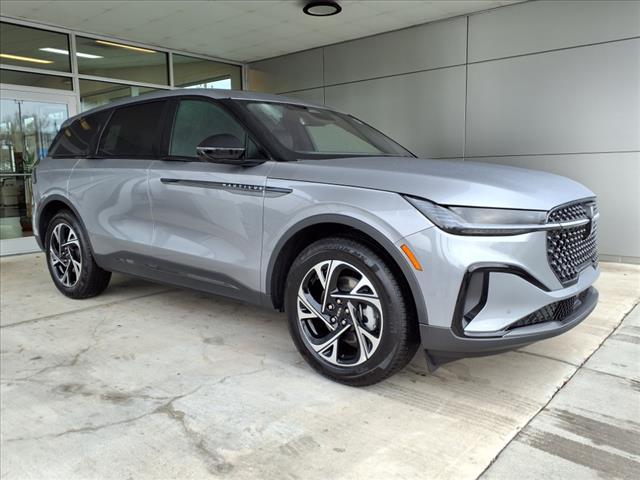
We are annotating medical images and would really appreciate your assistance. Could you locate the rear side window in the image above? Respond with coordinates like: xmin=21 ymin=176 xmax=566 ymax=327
xmin=98 ymin=101 xmax=165 ymax=157
xmin=170 ymin=99 xmax=247 ymax=158
xmin=49 ymin=110 xmax=110 ymax=158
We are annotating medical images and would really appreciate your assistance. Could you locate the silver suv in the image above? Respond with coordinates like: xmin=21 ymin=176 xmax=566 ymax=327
xmin=33 ymin=89 xmax=599 ymax=385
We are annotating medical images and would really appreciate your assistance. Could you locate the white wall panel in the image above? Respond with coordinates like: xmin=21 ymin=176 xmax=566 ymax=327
xmin=466 ymin=39 xmax=640 ymax=157
xmin=469 ymin=0 xmax=640 ymax=62
xmin=324 ymin=17 xmax=466 ymax=85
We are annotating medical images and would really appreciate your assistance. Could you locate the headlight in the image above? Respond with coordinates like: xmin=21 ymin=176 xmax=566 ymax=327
xmin=405 ymin=196 xmax=548 ymax=236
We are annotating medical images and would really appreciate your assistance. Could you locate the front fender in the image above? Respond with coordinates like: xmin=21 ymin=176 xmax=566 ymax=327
xmin=261 ymin=180 xmax=433 ymax=324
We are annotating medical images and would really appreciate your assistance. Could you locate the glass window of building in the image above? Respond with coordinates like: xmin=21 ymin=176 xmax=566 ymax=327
xmin=75 ymin=36 xmax=169 ymax=85
xmin=0 ymin=22 xmax=71 ymax=72
xmin=79 ymin=79 xmax=159 ymax=111
xmin=0 ymin=99 xmax=70 ymax=240
xmin=173 ymin=54 xmax=241 ymax=90
xmin=0 ymin=69 xmax=73 ymax=90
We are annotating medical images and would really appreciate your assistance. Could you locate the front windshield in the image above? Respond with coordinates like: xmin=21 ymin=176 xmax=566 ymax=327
xmin=243 ymin=101 xmax=413 ymax=157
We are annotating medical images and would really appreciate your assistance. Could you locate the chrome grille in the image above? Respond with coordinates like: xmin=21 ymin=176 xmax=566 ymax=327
xmin=547 ymin=200 xmax=598 ymax=284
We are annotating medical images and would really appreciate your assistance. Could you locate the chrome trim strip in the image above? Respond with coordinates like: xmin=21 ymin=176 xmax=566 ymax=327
xmin=160 ymin=178 xmax=292 ymax=197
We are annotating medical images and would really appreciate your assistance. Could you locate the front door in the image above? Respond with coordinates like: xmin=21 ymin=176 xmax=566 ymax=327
xmin=0 ymin=85 xmax=77 ymax=255
xmin=147 ymin=97 xmax=273 ymax=302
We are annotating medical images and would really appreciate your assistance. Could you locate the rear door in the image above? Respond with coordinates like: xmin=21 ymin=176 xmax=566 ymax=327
xmin=147 ymin=97 xmax=274 ymax=302
xmin=67 ymin=100 xmax=168 ymax=266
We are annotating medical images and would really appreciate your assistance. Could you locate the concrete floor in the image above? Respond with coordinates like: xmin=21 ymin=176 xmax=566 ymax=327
xmin=1 ymin=253 xmax=638 ymax=480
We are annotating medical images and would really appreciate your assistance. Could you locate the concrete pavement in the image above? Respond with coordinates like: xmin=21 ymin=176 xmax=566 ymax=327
xmin=482 ymin=305 xmax=640 ymax=479
xmin=1 ymin=253 xmax=638 ymax=479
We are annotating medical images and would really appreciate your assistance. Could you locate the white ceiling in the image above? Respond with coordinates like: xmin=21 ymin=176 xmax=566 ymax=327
xmin=1 ymin=1 xmax=521 ymax=63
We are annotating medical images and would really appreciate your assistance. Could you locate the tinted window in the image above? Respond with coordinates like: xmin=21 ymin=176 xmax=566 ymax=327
xmin=49 ymin=110 xmax=110 ymax=158
xmin=170 ymin=99 xmax=247 ymax=158
xmin=98 ymin=101 xmax=165 ymax=157
xmin=244 ymin=102 xmax=412 ymax=157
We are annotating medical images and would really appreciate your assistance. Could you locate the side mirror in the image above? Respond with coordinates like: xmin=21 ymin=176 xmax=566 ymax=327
xmin=196 ymin=134 xmax=245 ymax=164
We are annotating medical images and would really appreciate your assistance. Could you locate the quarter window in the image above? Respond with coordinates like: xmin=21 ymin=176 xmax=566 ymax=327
xmin=169 ymin=99 xmax=247 ymax=158
xmin=98 ymin=101 xmax=165 ymax=157
xmin=49 ymin=110 xmax=110 ymax=158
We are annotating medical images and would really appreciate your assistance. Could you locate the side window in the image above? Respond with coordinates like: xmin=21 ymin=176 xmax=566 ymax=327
xmin=49 ymin=110 xmax=110 ymax=158
xmin=170 ymin=99 xmax=249 ymax=158
xmin=98 ymin=101 xmax=165 ymax=157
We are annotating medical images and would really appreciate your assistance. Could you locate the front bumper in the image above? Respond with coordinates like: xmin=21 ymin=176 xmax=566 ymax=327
xmin=421 ymin=286 xmax=598 ymax=362
xmin=399 ymin=227 xmax=600 ymax=364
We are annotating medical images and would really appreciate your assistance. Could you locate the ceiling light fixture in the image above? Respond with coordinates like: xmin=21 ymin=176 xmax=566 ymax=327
xmin=40 ymin=47 xmax=103 ymax=59
xmin=303 ymin=1 xmax=342 ymax=17
xmin=0 ymin=53 xmax=53 ymax=64
xmin=95 ymin=40 xmax=157 ymax=54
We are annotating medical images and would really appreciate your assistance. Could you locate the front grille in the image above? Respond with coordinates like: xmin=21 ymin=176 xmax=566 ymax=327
xmin=547 ymin=200 xmax=598 ymax=284
xmin=507 ymin=290 xmax=589 ymax=330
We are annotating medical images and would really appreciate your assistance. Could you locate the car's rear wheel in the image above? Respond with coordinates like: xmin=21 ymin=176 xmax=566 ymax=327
xmin=45 ymin=210 xmax=111 ymax=299
xmin=285 ymin=237 xmax=418 ymax=386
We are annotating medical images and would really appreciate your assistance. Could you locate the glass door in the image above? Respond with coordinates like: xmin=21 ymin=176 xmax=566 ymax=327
xmin=0 ymin=86 xmax=77 ymax=255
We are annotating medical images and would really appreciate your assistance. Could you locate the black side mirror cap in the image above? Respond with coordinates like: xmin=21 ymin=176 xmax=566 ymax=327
xmin=196 ymin=134 xmax=246 ymax=164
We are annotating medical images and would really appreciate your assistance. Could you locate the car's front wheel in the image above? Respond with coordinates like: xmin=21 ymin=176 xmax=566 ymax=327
xmin=45 ymin=210 xmax=111 ymax=299
xmin=285 ymin=237 xmax=418 ymax=386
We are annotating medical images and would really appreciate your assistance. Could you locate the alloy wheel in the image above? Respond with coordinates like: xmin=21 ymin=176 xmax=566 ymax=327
xmin=297 ymin=260 xmax=384 ymax=367
xmin=49 ymin=223 xmax=82 ymax=288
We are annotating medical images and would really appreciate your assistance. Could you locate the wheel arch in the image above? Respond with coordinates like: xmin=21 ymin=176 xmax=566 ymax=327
xmin=266 ymin=214 xmax=428 ymax=325
xmin=36 ymin=195 xmax=92 ymax=251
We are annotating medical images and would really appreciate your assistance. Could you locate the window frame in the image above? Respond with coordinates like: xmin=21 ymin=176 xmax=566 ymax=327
xmin=161 ymin=95 xmax=271 ymax=163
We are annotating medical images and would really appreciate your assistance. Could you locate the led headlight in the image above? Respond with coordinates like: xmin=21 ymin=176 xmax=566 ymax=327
xmin=405 ymin=196 xmax=548 ymax=236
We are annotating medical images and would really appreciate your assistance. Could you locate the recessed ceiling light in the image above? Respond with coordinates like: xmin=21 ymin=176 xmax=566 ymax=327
xmin=303 ymin=1 xmax=342 ymax=17
xmin=40 ymin=47 xmax=103 ymax=59
xmin=95 ymin=40 xmax=157 ymax=54
xmin=0 ymin=53 xmax=53 ymax=64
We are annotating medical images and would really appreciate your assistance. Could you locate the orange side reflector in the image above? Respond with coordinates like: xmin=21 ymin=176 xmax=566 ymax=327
xmin=400 ymin=244 xmax=423 ymax=271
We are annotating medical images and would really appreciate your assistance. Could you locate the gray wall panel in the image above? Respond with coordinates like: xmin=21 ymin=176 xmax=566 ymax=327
xmin=324 ymin=67 xmax=465 ymax=158
xmin=466 ymin=38 xmax=640 ymax=157
xmin=324 ymin=17 xmax=466 ymax=85
xmin=247 ymin=2 xmax=639 ymax=260
xmin=281 ymin=88 xmax=325 ymax=106
xmin=478 ymin=153 xmax=640 ymax=258
xmin=469 ymin=0 xmax=640 ymax=62
xmin=248 ymin=48 xmax=323 ymax=93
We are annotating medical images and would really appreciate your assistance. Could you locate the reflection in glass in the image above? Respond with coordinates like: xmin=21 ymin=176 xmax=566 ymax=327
xmin=0 ymin=99 xmax=68 ymax=239
xmin=75 ymin=36 xmax=169 ymax=85
xmin=0 ymin=22 xmax=71 ymax=72
xmin=79 ymin=79 xmax=159 ymax=111
xmin=173 ymin=54 xmax=241 ymax=90
xmin=0 ymin=69 xmax=73 ymax=90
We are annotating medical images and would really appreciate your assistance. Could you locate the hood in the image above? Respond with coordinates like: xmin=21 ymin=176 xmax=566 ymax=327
xmin=269 ymin=157 xmax=594 ymax=210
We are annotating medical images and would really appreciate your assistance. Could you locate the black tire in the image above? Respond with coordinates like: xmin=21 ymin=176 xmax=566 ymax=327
xmin=45 ymin=210 xmax=111 ymax=299
xmin=285 ymin=237 xmax=419 ymax=386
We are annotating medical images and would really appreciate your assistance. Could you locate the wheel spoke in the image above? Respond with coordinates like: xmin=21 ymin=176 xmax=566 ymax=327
xmin=297 ymin=294 xmax=335 ymax=331
xmin=60 ymin=264 xmax=71 ymax=286
xmin=347 ymin=303 xmax=370 ymax=363
xmin=313 ymin=261 xmax=331 ymax=289
xmin=321 ymin=260 xmax=339 ymax=311
xmin=349 ymin=275 xmax=375 ymax=295
xmin=71 ymin=258 xmax=82 ymax=279
xmin=331 ymin=292 xmax=382 ymax=312
xmin=308 ymin=324 xmax=350 ymax=354
xmin=50 ymin=248 xmax=63 ymax=266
